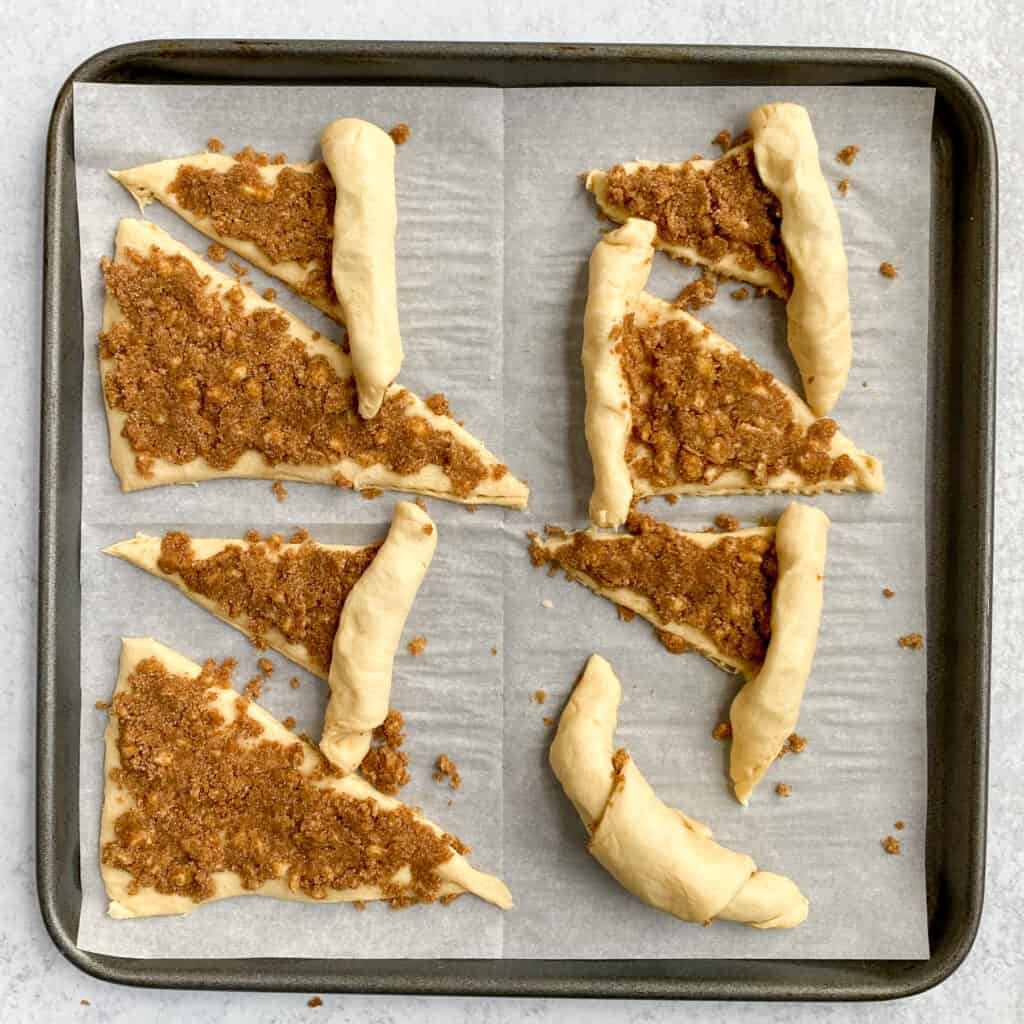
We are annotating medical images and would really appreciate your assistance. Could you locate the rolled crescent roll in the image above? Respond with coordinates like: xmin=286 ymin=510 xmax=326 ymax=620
xmin=321 ymin=118 xmax=403 ymax=419
xmin=583 ymin=218 xmax=656 ymax=528
xmin=320 ymin=501 xmax=437 ymax=772
xmin=730 ymin=502 xmax=830 ymax=804
xmin=550 ymin=654 xmax=808 ymax=929
xmin=751 ymin=103 xmax=852 ymax=416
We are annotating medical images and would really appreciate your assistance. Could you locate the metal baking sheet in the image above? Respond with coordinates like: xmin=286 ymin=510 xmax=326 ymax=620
xmin=38 ymin=40 xmax=995 ymax=1000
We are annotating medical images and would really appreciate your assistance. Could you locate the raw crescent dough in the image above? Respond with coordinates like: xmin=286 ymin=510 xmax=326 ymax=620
xmin=585 ymin=146 xmax=789 ymax=298
xmin=533 ymin=524 xmax=776 ymax=679
xmin=111 ymin=154 xmax=346 ymax=323
xmin=104 ymin=533 xmax=377 ymax=681
xmin=101 ymin=219 xmax=529 ymax=509
xmin=730 ymin=502 xmax=829 ymax=805
xmin=750 ymin=103 xmax=851 ymax=416
xmin=581 ymin=220 xmax=881 ymax=526
xmin=320 ymin=501 xmax=437 ymax=773
xmin=102 ymin=637 xmax=512 ymax=918
xmin=550 ymin=654 xmax=808 ymax=929
xmin=321 ymin=119 xmax=403 ymax=419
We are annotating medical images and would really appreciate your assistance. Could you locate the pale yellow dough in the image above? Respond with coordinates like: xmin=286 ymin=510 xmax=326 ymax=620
xmin=104 ymin=532 xmax=377 ymax=681
xmin=101 ymin=637 xmax=512 ymax=919
xmin=550 ymin=654 xmax=808 ymax=929
xmin=581 ymin=219 xmax=881 ymax=527
xmin=730 ymin=502 xmax=829 ymax=805
xmin=586 ymin=103 xmax=852 ymax=415
xmin=321 ymin=119 xmax=403 ymax=419
xmin=100 ymin=219 xmax=529 ymax=508
xmin=111 ymin=153 xmax=346 ymax=323
xmin=533 ymin=523 xmax=776 ymax=679
xmin=320 ymin=501 xmax=437 ymax=773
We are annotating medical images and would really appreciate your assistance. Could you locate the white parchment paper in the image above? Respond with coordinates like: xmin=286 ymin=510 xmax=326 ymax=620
xmin=72 ymin=83 xmax=933 ymax=960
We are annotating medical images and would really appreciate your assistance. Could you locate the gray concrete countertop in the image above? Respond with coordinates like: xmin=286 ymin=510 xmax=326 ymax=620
xmin=3 ymin=2 xmax=1020 ymax=1020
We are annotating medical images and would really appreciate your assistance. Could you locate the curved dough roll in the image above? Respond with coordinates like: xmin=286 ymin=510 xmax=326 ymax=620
xmin=320 ymin=501 xmax=437 ymax=773
xmin=102 ymin=637 xmax=512 ymax=918
xmin=101 ymin=219 xmax=529 ymax=508
xmin=550 ymin=654 xmax=808 ymax=928
xmin=321 ymin=119 xmax=403 ymax=419
xmin=730 ymin=502 xmax=830 ymax=805
xmin=750 ymin=103 xmax=851 ymax=416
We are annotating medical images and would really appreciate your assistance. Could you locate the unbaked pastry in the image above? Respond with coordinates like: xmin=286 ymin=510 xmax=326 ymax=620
xmin=582 ymin=218 xmax=880 ymax=528
xmin=100 ymin=218 xmax=529 ymax=508
xmin=320 ymin=501 xmax=437 ymax=773
xmin=320 ymin=119 xmax=403 ymax=419
xmin=730 ymin=502 xmax=829 ymax=804
xmin=104 ymin=531 xmax=378 ymax=681
xmin=101 ymin=637 xmax=512 ymax=918
xmin=586 ymin=103 xmax=852 ymax=416
xmin=550 ymin=654 xmax=808 ymax=928
xmin=111 ymin=151 xmax=345 ymax=323
xmin=532 ymin=517 xmax=777 ymax=679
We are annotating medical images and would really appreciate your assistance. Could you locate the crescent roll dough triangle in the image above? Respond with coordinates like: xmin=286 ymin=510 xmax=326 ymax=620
xmin=582 ymin=218 xmax=880 ymax=528
xmin=321 ymin=501 xmax=437 ymax=774
xmin=550 ymin=654 xmax=807 ymax=928
xmin=100 ymin=219 xmax=528 ymax=508
xmin=101 ymin=637 xmax=512 ymax=918
xmin=104 ymin=530 xmax=381 ymax=681
xmin=586 ymin=103 xmax=851 ymax=415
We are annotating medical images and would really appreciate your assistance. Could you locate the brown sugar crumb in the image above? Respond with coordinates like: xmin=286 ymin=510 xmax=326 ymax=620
xmin=424 ymin=393 xmax=451 ymax=417
xmin=532 ymin=689 xmax=547 ymax=705
xmin=714 ymin=513 xmax=740 ymax=532
xmin=389 ymin=123 xmax=410 ymax=146
xmin=543 ymin=524 xmax=568 ymax=537
xmin=80 ymin=999 xmax=91 ymax=1006
xmin=308 ymin=996 xmax=323 ymax=1008
xmin=881 ymin=836 xmax=901 ymax=855
xmin=657 ymin=630 xmax=692 ymax=655
xmin=880 ymin=261 xmax=898 ymax=279
xmin=439 ymin=892 xmax=461 ymax=906
xmin=775 ymin=782 xmax=792 ymax=798
xmin=433 ymin=754 xmax=461 ymax=790
xmin=836 ymin=145 xmax=861 ymax=166
xmin=206 ymin=137 xmax=224 ymax=153
xmin=532 ymin=511 xmax=776 ymax=666
xmin=100 ymin=250 xmax=492 ymax=495
xmin=605 ymin=147 xmax=789 ymax=288
xmin=271 ymin=480 xmax=288 ymax=502
xmin=895 ymin=820 xmax=906 ymax=830
xmin=712 ymin=721 xmax=732 ymax=741
xmin=883 ymin=588 xmax=896 ymax=599
xmin=206 ymin=242 xmax=228 ymax=263
xmin=712 ymin=129 xmax=732 ymax=152
xmin=617 ymin=605 xmax=636 ymax=623
xmin=333 ymin=473 xmax=353 ymax=489
xmin=95 ymin=699 xmax=111 ymax=710
xmin=731 ymin=287 xmax=750 ymax=300
xmin=243 ymin=675 xmax=262 ymax=700
xmin=543 ymin=716 xmax=555 ymax=728
xmin=359 ymin=714 xmax=410 ymax=794
xmin=155 ymin=530 xmax=378 ymax=675
xmin=777 ymin=733 xmax=808 ymax=758
xmin=102 ymin=658 xmax=462 ymax=907
xmin=838 ymin=177 xmax=850 ymax=196
xmin=491 ymin=646 xmax=498 ymax=656
xmin=361 ymin=488 xmax=383 ymax=500
xmin=899 ymin=632 xmax=924 ymax=650
xmin=613 ymin=311 xmax=855 ymax=489
xmin=674 ymin=268 xmax=718 ymax=311
xmin=289 ymin=676 xmax=301 ymax=690
xmin=168 ymin=155 xmax=336 ymax=302
xmin=664 ymin=493 xmax=679 ymax=505
xmin=282 ymin=715 xmax=296 ymax=730
xmin=407 ymin=636 xmax=427 ymax=656
xmin=258 ymin=658 xmax=274 ymax=677
xmin=262 ymin=287 xmax=277 ymax=302
xmin=546 ymin=564 xmax=559 ymax=577
xmin=290 ymin=528 xmax=310 ymax=544
xmin=353 ymin=899 xmax=366 ymax=910
xmin=422 ymin=523 xmax=434 ymax=536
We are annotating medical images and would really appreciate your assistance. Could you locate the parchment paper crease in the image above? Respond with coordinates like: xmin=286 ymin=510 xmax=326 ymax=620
xmin=73 ymin=83 xmax=933 ymax=960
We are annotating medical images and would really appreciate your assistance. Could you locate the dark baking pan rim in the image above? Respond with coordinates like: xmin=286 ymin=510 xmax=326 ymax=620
xmin=38 ymin=40 xmax=996 ymax=1000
